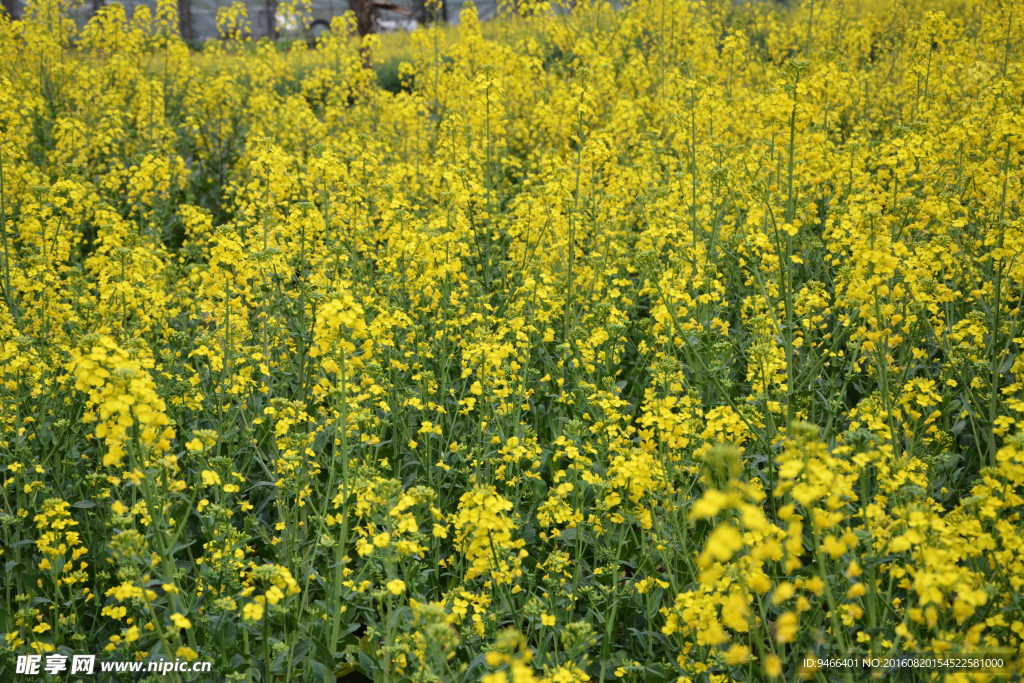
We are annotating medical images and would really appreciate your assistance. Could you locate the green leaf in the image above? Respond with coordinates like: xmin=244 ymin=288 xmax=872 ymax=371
xmin=308 ymin=660 xmax=329 ymax=683
xmin=358 ymin=650 xmax=376 ymax=676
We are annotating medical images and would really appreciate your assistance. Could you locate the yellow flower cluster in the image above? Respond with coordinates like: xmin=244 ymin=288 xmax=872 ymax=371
xmin=453 ymin=486 xmax=526 ymax=583
xmin=72 ymin=337 xmax=175 ymax=467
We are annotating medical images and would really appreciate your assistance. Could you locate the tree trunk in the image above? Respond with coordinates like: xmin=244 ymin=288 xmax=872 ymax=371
xmin=265 ymin=0 xmax=277 ymax=38
xmin=348 ymin=0 xmax=413 ymax=36
xmin=349 ymin=0 xmax=375 ymax=37
xmin=411 ymin=0 xmax=428 ymax=26
xmin=178 ymin=0 xmax=193 ymax=40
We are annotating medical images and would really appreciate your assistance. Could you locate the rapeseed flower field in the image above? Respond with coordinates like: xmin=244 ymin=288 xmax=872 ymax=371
xmin=1 ymin=0 xmax=1024 ymax=681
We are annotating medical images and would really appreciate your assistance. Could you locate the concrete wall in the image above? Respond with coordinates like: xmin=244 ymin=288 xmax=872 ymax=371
xmin=1 ymin=0 xmax=498 ymax=38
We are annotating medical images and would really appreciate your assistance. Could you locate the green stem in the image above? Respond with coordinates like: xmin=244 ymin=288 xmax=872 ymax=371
xmin=0 ymin=138 xmax=17 ymax=327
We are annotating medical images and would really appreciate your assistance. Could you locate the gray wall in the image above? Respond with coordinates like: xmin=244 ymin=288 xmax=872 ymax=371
xmin=1 ymin=0 xmax=498 ymax=38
